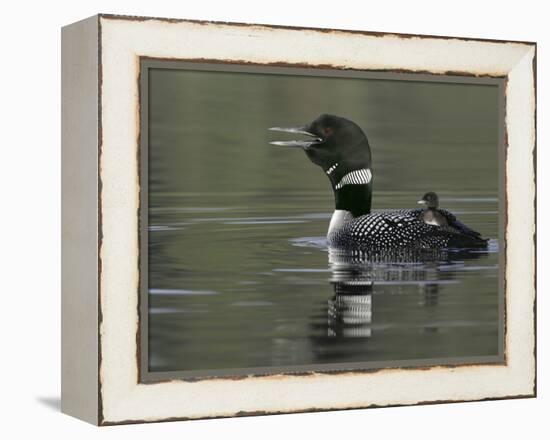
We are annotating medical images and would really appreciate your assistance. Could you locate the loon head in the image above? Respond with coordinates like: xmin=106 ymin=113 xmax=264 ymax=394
xmin=418 ymin=192 xmax=439 ymax=209
xmin=269 ymin=114 xmax=372 ymax=182
xmin=269 ymin=114 xmax=373 ymax=217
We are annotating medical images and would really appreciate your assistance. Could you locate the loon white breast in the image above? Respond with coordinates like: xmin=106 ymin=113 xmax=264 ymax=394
xmin=269 ymin=114 xmax=488 ymax=250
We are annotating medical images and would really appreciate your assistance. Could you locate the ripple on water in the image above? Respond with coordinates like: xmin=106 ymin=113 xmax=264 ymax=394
xmin=290 ymin=236 xmax=328 ymax=249
xmin=149 ymin=307 xmax=208 ymax=315
xmin=224 ymin=220 xmax=307 ymax=225
xmin=149 ymin=288 xmax=219 ymax=296
xmin=230 ymin=301 xmax=275 ymax=307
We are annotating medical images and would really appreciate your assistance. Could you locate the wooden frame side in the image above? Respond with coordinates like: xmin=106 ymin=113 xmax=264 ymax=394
xmin=61 ymin=15 xmax=100 ymax=425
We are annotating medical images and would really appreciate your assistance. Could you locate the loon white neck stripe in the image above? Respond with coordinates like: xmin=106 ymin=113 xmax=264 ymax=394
xmin=335 ymin=168 xmax=372 ymax=190
xmin=326 ymin=163 xmax=339 ymax=175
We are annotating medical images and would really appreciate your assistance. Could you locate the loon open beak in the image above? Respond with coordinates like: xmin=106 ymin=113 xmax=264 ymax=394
xmin=417 ymin=200 xmax=427 ymax=205
xmin=268 ymin=126 xmax=322 ymax=148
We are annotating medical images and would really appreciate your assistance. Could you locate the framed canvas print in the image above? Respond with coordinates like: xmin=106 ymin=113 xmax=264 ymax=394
xmin=61 ymin=14 xmax=536 ymax=425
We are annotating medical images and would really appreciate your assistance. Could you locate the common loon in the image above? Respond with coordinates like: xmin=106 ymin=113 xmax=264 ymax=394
xmin=417 ymin=192 xmax=448 ymax=227
xmin=269 ymin=114 xmax=488 ymax=250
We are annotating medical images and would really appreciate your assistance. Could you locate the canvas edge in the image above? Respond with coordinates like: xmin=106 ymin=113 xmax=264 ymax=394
xmin=97 ymin=12 xmax=537 ymax=46
xmin=60 ymin=15 xmax=101 ymax=425
xmin=78 ymin=14 xmax=536 ymax=425
xmin=505 ymin=43 xmax=537 ymax=398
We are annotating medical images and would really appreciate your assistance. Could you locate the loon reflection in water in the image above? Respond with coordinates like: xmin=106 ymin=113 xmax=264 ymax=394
xmin=269 ymin=114 xmax=489 ymax=250
xmin=314 ymin=244 xmax=491 ymax=356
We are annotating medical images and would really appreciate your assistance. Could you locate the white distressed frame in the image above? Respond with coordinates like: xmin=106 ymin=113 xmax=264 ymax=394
xmin=67 ymin=15 xmax=537 ymax=425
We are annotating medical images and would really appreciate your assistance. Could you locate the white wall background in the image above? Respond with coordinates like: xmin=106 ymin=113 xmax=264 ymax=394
xmin=0 ymin=0 xmax=546 ymax=437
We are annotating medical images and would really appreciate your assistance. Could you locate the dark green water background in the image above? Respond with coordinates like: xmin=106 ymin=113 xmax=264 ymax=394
xmin=147 ymin=68 xmax=500 ymax=373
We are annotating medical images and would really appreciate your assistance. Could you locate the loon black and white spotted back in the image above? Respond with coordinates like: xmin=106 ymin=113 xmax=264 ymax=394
xmin=269 ymin=114 xmax=488 ymax=250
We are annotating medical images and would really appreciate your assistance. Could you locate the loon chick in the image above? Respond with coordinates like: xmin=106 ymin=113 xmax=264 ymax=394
xmin=417 ymin=192 xmax=448 ymax=227
xmin=269 ymin=114 xmax=488 ymax=250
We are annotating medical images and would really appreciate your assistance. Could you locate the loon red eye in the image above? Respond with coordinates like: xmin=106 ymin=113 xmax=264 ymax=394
xmin=323 ymin=127 xmax=333 ymax=137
